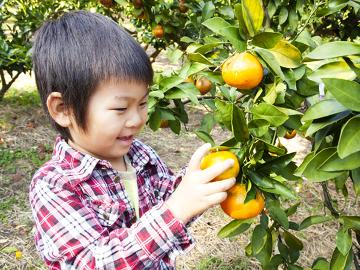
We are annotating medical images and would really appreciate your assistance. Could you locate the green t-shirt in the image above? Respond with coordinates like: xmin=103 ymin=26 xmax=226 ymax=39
xmin=118 ymin=155 xmax=139 ymax=220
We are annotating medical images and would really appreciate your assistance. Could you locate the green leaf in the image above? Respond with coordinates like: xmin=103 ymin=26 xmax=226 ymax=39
xmin=159 ymin=75 xmax=184 ymax=92
xmin=149 ymin=90 xmax=164 ymax=99
xmin=338 ymin=116 xmax=360 ymax=158
xmin=166 ymin=84 xmax=200 ymax=104
xmin=214 ymin=99 xmax=232 ymax=131
xmin=317 ymin=1 xmax=348 ymax=16
xmin=302 ymin=148 xmax=345 ymax=182
xmin=296 ymin=75 xmax=319 ymax=96
xmin=323 ymin=78 xmax=360 ymax=112
xmin=257 ymin=152 xmax=296 ymax=172
xmin=299 ymin=215 xmax=334 ymax=230
xmin=199 ymin=113 xmax=216 ymax=134
xmin=263 ymin=81 xmax=286 ymax=105
xmin=248 ymin=119 xmax=270 ymax=137
xmin=202 ymin=17 xmax=246 ymax=51
xmin=305 ymin=111 xmax=351 ymax=137
xmin=202 ymin=1 xmax=215 ymax=21
xmin=268 ymin=202 xmax=289 ymax=229
xmin=252 ymin=103 xmax=289 ymax=126
xmin=169 ymin=120 xmax=181 ymax=135
xmin=336 ymin=226 xmax=352 ymax=256
xmin=341 ymin=216 xmax=360 ymax=231
xmin=241 ymin=0 xmax=264 ymax=37
xmin=285 ymin=202 xmax=301 ymax=217
xmin=350 ymin=168 xmax=360 ymax=196
xmin=148 ymin=109 xmax=161 ymax=131
xmin=269 ymin=254 xmax=284 ymax=269
xmin=218 ymin=219 xmax=252 ymax=238
xmin=1 ymin=246 xmax=18 ymax=253
xmin=194 ymin=42 xmax=224 ymax=55
xmin=312 ymin=258 xmax=330 ymax=270
xmin=255 ymin=48 xmax=285 ymax=80
xmin=330 ymin=247 xmax=353 ymax=270
xmin=294 ymin=152 xmax=315 ymax=176
xmin=306 ymin=41 xmax=360 ymax=60
xmin=183 ymin=62 xmax=208 ymax=78
xmin=232 ymin=105 xmax=249 ymax=142
xmin=234 ymin=3 xmax=249 ymax=38
xmin=278 ymin=6 xmax=288 ymax=25
xmin=252 ymin=225 xmax=268 ymax=254
xmin=188 ymin=53 xmax=214 ymax=66
xmin=307 ymin=60 xmax=357 ymax=84
xmin=248 ymin=171 xmax=275 ymax=189
xmin=252 ymin=32 xmax=283 ymax=49
xmin=195 ymin=130 xmax=215 ymax=146
xmin=320 ymin=151 xmax=360 ymax=171
xmin=284 ymin=231 xmax=303 ymax=251
xmin=301 ymin=99 xmax=349 ymax=122
xmin=249 ymin=172 xmax=298 ymax=200
xmin=270 ymin=40 xmax=302 ymax=68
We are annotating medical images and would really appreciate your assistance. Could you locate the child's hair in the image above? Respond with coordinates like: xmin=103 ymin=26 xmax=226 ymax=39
xmin=32 ymin=10 xmax=153 ymax=140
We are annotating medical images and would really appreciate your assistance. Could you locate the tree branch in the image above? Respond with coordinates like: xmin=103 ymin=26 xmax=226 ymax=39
xmin=0 ymin=70 xmax=22 ymax=100
xmin=291 ymin=1 xmax=324 ymax=42
xmin=182 ymin=96 xmax=216 ymax=105
xmin=321 ymin=182 xmax=340 ymax=218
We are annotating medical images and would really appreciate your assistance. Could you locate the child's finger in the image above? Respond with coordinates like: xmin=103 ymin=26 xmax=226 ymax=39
xmin=205 ymin=192 xmax=228 ymax=206
xmin=203 ymin=178 xmax=236 ymax=195
xmin=200 ymin=159 xmax=235 ymax=183
xmin=187 ymin=143 xmax=212 ymax=172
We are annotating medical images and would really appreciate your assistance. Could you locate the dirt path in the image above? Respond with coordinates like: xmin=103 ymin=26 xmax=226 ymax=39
xmin=1 ymin=75 xmax=359 ymax=269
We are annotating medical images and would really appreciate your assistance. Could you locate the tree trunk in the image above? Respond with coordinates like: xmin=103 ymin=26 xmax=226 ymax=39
xmin=0 ymin=70 xmax=22 ymax=101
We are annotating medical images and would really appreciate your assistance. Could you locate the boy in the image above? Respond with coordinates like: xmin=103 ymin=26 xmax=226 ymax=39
xmin=29 ymin=11 xmax=235 ymax=269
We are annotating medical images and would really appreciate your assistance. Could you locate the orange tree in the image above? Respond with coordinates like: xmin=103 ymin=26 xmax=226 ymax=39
xmin=124 ymin=0 xmax=360 ymax=269
xmin=2 ymin=0 xmax=359 ymax=268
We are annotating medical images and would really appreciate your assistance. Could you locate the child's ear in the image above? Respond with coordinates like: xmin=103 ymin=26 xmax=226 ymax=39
xmin=46 ymin=92 xmax=72 ymax=127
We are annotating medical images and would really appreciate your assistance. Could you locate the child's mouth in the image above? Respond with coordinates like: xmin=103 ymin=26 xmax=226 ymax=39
xmin=117 ymin=135 xmax=134 ymax=145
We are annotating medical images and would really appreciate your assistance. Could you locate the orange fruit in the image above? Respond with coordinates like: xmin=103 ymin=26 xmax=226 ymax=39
xmin=221 ymin=183 xmax=265 ymax=219
xmin=152 ymin=25 xmax=164 ymax=38
xmin=100 ymin=0 xmax=114 ymax=8
xmin=221 ymin=52 xmax=263 ymax=90
xmin=133 ymin=0 xmax=143 ymax=8
xmin=284 ymin=129 xmax=296 ymax=139
xmin=195 ymin=77 xmax=212 ymax=95
xmin=200 ymin=150 xmax=240 ymax=181
xmin=160 ymin=120 xmax=169 ymax=128
xmin=179 ymin=0 xmax=188 ymax=12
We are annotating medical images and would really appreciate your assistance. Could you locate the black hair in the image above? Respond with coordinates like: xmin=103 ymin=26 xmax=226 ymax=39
xmin=32 ymin=10 xmax=153 ymax=140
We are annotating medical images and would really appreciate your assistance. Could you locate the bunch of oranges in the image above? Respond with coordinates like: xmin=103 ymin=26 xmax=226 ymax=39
xmin=200 ymin=149 xmax=265 ymax=220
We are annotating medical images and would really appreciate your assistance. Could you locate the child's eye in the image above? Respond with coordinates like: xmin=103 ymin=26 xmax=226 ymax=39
xmin=139 ymin=101 xmax=148 ymax=107
xmin=114 ymin=108 xmax=127 ymax=112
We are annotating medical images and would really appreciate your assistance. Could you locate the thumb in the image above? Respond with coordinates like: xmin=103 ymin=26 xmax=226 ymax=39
xmin=188 ymin=143 xmax=212 ymax=172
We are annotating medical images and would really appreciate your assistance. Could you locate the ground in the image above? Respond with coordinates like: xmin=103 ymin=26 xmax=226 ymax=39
xmin=0 ymin=74 xmax=359 ymax=269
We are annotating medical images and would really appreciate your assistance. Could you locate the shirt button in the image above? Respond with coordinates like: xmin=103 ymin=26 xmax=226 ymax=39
xmin=103 ymin=213 xmax=109 ymax=220
xmin=114 ymin=176 xmax=120 ymax=182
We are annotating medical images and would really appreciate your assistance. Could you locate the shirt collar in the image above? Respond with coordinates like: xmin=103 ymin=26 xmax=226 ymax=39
xmin=52 ymin=136 xmax=153 ymax=187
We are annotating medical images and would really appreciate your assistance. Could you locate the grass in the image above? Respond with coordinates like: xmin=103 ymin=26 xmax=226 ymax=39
xmin=0 ymin=147 xmax=52 ymax=170
xmin=0 ymin=197 xmax=18 ymax=222
xmin=1 ymin=87 xmax=41 ymax=107
xmin=197 ymin=257 xmax=249 ymax=270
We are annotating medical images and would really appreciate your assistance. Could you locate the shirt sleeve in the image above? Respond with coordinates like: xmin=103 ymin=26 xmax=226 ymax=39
xmin=29 ymin=175 xmax=194 ymax=269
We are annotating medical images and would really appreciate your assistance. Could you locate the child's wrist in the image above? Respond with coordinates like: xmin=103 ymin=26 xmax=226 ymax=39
xmin=164 ymin=199 xmax=190 ymax=224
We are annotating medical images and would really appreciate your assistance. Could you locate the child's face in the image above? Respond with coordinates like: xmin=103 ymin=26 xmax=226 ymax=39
xmin=68 ymin=79 xmax=148 ymax=164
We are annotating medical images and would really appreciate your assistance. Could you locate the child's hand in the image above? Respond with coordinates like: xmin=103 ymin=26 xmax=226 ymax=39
xmin=165 ymin=144 xmax=236 ymax=224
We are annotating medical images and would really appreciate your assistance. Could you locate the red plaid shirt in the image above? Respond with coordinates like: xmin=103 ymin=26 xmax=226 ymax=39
xmin=29 ymin=136 xmax=194 ymax=269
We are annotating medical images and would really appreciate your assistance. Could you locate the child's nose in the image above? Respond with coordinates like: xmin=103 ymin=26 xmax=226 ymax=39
xmin=126 ymin=110 xmax=144 ymax=128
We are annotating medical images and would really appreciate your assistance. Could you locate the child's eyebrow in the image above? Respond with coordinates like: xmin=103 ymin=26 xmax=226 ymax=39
xmin=114 ymin=92 xmax=149 ymax=100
